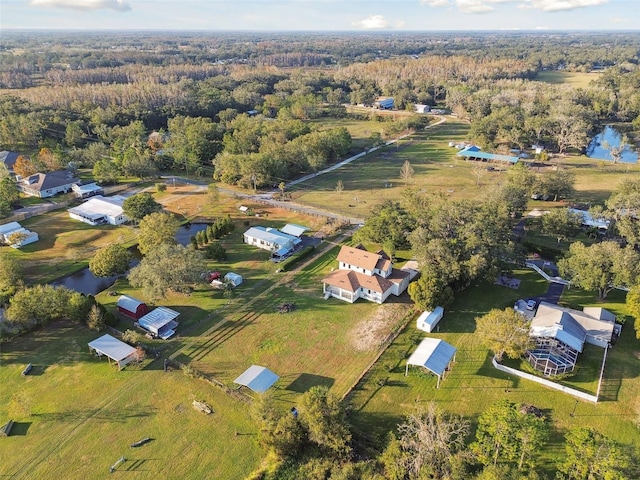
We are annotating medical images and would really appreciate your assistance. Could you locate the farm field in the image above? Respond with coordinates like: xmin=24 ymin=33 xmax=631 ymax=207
xmin=288 ymin=118 xmax=639 ymax=219
xmin=348 ymin=271 xmax=640 ymax=471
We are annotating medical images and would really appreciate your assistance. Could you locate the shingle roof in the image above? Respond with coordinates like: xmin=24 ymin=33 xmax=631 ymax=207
xmin=322 ymin=269 xmax=394 ymax=294
xmin=22 ymin=169 xmax=80 ymax=192
xmin=337 ymin=245 xmax=381 ymax=271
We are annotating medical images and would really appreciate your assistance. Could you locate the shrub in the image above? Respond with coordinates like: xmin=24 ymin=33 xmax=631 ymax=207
xmin=156 ymin=183 xmax=167 ymax=192
xmin=278 ymin=245 xmax=315 ymax=272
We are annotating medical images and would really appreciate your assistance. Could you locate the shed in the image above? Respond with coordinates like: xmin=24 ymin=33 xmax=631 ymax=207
xmin=137 ymin=307 xmax=180 ymax=339
xmin=414 ymin=104 xmax=430 ymax=114
xmin=234 ymin=365 xmax=279 ymax=393
xmin=117 ymin=295 xmax=149 ymax=320
xmin=405 ymin=338 xmax=457 ymax=388
xmin=0 ymin=221 xmax=39 ymax=248
xmin=88 ymin=334 xmax=138 ymax=370
xmin=224 ymin=272 xmax=243 ymax=287
xmin=416 ymin=307 xmax=444 ymax=333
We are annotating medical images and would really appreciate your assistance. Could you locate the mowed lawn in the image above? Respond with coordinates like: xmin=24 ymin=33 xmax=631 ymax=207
xmin=348 ymin=271 xmax=640 ymax=464
xmin=172 ymin=245 xmax=413 ymax=402
xmin=9 ymin=210 xmax=137 ymax=284
xmin=0 ymin=323 xmax=262 ymax=480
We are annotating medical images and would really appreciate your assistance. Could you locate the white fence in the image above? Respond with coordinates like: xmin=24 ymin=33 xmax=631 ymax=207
xmin=525 ymin=261 xmax=571 ymax=285
xmin=492 ymin=357 xmax=598 ymax=403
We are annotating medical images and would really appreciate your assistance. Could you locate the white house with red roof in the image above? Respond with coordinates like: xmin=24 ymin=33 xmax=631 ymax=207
xmin=322 ymin=245 xmax=411 ymax=304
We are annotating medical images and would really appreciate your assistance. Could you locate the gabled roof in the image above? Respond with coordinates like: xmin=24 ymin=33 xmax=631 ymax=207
xmin=21 ymin=169 xmax=80 ymax=192
xmin=234 ymin=365 xmax=279 ymax=393
xmin=0 ymin=151 xmax=19 ymax=170
xmin=138 ymin=307 xmax=180 ymax=331
xmin=322 ymin=269 xmax=394 ymax=294
xmin=407 ymin=338 xmax=457 ymax=377
xmin=68 ymin=195 xmax=126 ymax=219
xmin=337 ymin=245 xmax=382 ymax=271
xmin=532 ymin=302 xmax=615 ymax=347
xmin=88 ymin=334 xmax=137 ymax=363
xmin=0 ymin=222 xmax=24 ymax=236
xmin=280 ymin=223 xmax=308 ymax=237
xmin=244 ymin=226 xmax=294 ymax=248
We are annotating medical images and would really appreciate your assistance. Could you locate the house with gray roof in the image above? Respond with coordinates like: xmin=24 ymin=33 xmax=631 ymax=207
xmin=527 ymin=301 xmax=617 ymax=377
xmin=0 ymin=151 xmax=19 ymax=172
xmin=18 ymin=169 xmax=80 ymax=198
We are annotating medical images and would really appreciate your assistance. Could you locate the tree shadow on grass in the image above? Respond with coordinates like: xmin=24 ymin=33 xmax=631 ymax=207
xmin=285 ymin=373 xmax=335 ymax=393
xmin=33 ymin=406 xmax=157 ymax=424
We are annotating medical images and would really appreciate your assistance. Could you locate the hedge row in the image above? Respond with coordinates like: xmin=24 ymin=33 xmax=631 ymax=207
xmin=277 ymin=245 xmax=316 ymax=272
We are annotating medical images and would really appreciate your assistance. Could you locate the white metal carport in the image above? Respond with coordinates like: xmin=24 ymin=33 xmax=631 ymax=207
xmin=405 ymin=337 xmax=457 ymax=388
xmin=88 ymin=334 xmax=137 ymax=370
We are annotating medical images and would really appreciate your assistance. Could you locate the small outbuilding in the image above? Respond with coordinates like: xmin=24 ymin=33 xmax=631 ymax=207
xmin=0 ymin=221 xmax=39 ymax=248
xmin=224 ymin=272 xmax=243 ymax=288
xmin=88 ymin=334 xmax=138 ymax=370
xmin=137 ymin=307 xmax=180 ymax=340
xmin=117 ymin=295 xmax=149 ymax=320
xmin=405 ymin=337 xmax=457 ymax=388
xmin=234 ymin=365 xmax=279 ymax=393
xmin=416 ymin=307 xmax=444 ymax=333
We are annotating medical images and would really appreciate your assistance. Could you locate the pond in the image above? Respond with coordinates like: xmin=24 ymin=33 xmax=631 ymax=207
xmin=175 ymin=222 xmax=209 ymax=246
xmin=586 ymin=126 xmax=638 ymax=163
xmin=50 ymin=223 xmax=210 ymax=295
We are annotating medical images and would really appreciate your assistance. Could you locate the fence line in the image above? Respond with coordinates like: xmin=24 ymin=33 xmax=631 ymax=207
xmin=492 ymin=357 xmax=598 ymax=403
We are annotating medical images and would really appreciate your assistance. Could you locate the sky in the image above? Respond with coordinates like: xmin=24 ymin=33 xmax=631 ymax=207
xmin=1 ymin=0 xmax=638 ymax=32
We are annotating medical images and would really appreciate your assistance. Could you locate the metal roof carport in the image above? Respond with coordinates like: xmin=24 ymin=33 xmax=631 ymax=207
xmin=88 ymin=334 xmax=137 ymax=370
xmin=405 ymin=337 xmax=457 ymax=388
xmin=234 ymin=365 xmax=279 ymax=393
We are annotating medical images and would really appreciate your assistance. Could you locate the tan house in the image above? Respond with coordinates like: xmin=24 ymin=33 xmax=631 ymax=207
xmin=322 ymin=245 xmax=411 ymax=304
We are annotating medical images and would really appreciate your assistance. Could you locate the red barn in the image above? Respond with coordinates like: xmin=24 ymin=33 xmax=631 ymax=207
xmin=117 ymin=295 xmax=148 ymax=320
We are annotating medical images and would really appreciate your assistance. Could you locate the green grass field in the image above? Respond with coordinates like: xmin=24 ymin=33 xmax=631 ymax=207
xmin=0 ymin=322 xmax=262 ymax=479
xmin=534 ymin=71 xmax=602 ymax=88
xmin=348 ymin=272 xmax=640 ymax=469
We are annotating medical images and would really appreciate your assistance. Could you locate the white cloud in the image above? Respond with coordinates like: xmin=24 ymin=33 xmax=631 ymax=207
xmin=421 ymin=0 xmax=451 ymax=6
xmin=29 ymin=0 xmax=131 ymax=11
xmin=455 ymin=0 xmax=495 ymax=13
xmin=526 ymin=0 xmax=608 ymax=11
xmin=351 ymin=14 xmax=388 ymax=29
xmin=427 ymin=0 xmax=607 ymax=13
xmin=610 ymin=16 xmax=629 ymax=24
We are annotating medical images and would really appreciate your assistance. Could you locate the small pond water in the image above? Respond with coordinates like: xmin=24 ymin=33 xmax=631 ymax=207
xmin=586 ymin=126 xmax=638 ymax=163
xmin=51 ymin=223 xmax=210 ymax=295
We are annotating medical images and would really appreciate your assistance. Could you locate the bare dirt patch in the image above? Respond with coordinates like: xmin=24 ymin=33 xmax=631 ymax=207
xmin=349 ymin=303 xmax=410 ymax=352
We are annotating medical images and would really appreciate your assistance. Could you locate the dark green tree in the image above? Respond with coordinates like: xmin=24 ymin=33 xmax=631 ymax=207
xmin=136 ymin=212 xmax=180 ymax=256
xmin=88 ymin=244 xmax=132 ymax=278
xmin=123 ymin=192 xmax=162 ymax=222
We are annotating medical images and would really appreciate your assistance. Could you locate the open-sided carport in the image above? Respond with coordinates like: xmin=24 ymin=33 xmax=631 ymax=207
xmin=405 ymin=337 xmax=457 ymax=389
xmin=88 ymin=334 xmax=137 ymax=370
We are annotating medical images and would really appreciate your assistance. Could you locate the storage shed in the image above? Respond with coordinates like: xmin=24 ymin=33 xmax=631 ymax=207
xmin=224 ymin=272 xmax=243 ymax=287
xmin=405 ymin=338 xmax=457 ymax=388
xmin=88 ymin=334 xmax=138 ymax=370
xmin=137 ymin=307 xmax=180 ymax=340
xmin=416 ymin=307 xmax=444 ymax=333
xmin=117 ymin=295 xmax=149 ymax=320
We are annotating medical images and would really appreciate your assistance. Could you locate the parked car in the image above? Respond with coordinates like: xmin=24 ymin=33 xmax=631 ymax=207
xmin=526 ymin=299 xmax=537 ymax=311
xmin=206 ymin=271 xmax=221 ymax=282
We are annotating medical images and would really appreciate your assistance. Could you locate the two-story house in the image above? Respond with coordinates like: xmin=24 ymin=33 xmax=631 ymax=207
xmin=322 ymin=245 xmax=411 ymax=304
